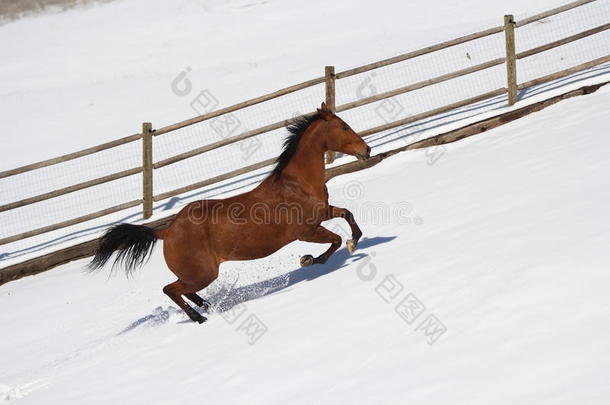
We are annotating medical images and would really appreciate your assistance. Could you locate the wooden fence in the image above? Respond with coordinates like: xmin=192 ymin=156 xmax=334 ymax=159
xmin=0 ymin=0 xmax=608 ymax=248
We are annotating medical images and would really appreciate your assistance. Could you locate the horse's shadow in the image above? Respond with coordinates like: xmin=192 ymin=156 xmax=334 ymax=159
xmin=119 ymin=235 xmax=396 ymax=333
xmin=210 ymin=235 xmax=396 ymax=312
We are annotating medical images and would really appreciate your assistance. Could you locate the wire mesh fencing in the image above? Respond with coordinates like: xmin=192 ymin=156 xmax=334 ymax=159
xmin=0 ymin=0 xmax=608 ymax=265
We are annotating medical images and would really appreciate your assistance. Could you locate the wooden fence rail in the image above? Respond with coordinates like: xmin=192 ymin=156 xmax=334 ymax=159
xmin=0 ymin=167 xmax=143 ymax=213
xmin=152 ymin=158 xmax=277 ymax=203
xmin=516 ymin=22 xmax=610 ymax=60
xmin=518 ymin=54 xmax=610 ymax=89
xmin=0 ymin=199 xmax=142 ymax=246
xmin=360 ymin=88 xmax=509 ymax=137
xmin=334 ymin=25 xmax=505 ymax=80
xmin=153 ymin=76 xmax=326 ymax=136
xmin=152 ymin=113 xmax=315 ymax=170
xmin=0 ymin=132 xmax=141 ymax=180
xmin=0 ymin=0 xmax=608 ymax=249
xmin=515 ymin=0 xmax=596 ymax=27
xmin=335 ymin=57 xmax=507 ymax=113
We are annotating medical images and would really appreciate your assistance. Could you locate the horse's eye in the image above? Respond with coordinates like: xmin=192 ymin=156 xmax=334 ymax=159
xmin=342 ymin=124 xmax=349 ymax=131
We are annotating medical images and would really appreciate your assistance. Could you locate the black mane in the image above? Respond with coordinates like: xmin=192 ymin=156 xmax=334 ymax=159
xmin=271 ymin=113 xmax=320 ymax=180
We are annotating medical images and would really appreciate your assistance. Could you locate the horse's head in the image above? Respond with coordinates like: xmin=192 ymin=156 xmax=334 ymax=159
xmin=317 ymin=102 xmax=371 ymax=160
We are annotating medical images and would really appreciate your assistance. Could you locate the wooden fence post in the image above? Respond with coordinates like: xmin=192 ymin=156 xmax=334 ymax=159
xmin=504 ymin=14 xmax=518 ymax=106
xmin=325 ymin=65 xmax=337 ymax=164
xmin=142 ymin=122 xmax=153 ymax=220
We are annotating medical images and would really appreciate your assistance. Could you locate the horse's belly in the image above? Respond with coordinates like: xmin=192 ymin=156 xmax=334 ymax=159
xmin=216 ymin=223 xmax=300 ymax=261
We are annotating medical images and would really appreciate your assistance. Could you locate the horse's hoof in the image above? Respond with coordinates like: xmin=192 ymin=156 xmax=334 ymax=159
xmin=187 ymin=310 xmax=207 ymax=324
xmin=346 ymin=239 xmax=357 ymax=254
xmin=300 ymin=255 xmax=314 ymax=267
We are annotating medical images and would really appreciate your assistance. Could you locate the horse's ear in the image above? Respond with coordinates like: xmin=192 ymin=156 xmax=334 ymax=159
xmin=317 ymin=102 xmax=333 ymax=121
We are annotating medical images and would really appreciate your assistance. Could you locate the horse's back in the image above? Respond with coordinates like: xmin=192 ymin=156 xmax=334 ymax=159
xmin=161 ymin=177 xmax=328 ymax=264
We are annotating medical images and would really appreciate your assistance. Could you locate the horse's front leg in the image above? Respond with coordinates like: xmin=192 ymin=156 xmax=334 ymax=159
xmin=298 ymin=226 xmax=341 ymax=267
xmin=329 ymin=205 xmax=362 ymax=254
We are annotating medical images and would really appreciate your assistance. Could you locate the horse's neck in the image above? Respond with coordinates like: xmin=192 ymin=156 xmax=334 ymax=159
xmin=282 ymin=124 xmax=327 ymax=198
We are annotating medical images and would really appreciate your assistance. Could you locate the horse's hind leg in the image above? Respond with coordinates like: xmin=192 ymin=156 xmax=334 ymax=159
xmin=329 ymin=206 xmax=362 ymax=254
xmin=298 ymin=226 xmax=341 ymax=267
xmin=163 ymin=280 xmax=207 ymax=324
xmin=185 ymin=293 xmax=211 ymax=311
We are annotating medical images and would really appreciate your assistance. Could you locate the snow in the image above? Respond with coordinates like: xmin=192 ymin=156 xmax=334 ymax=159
xmin=1 ymin=0 xmax=609 ymax=265
xmin=2 ymin=81 xmax=610 ymax=403
xmin=0 ymin=0 xmax=581 ymax=165
xmin=2 ymin=1 xmax=610 ymax=403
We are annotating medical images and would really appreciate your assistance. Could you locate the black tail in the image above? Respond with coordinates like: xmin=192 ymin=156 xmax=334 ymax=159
xmin=88 ymin=223 xmax=158 ymax=276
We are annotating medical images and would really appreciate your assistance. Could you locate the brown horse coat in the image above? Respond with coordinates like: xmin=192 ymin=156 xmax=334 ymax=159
xmin=90 ymin=102 xmax=371 ymax=323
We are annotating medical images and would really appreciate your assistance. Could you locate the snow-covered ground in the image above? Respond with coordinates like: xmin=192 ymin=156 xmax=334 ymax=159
xmin=1 ymin=0 xmax=609 ymax=266
xmin=1 ymin=83 xmax=610 ymax=404
xmin=0 ymin=0 xmax=587 ymax=165
xmin=2 ymin=1 xmax=610 ymax=403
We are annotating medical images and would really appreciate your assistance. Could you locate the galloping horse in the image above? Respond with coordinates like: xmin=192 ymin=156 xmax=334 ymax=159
xmin=90 ymin=102 xmax=371 ymax=323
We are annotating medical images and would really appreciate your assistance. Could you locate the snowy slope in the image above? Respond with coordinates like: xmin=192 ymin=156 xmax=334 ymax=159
xmin=1 ymin=84 xmax=609 ymax=404
xmin=0 ymin=0 xmax=579 ymax=166
xmin=2 ymin=0 xmax=609 ymax=267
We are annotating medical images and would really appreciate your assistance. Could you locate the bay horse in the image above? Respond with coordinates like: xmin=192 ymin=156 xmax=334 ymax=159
xmin=89 ymin=102 xmax=371 ymax=323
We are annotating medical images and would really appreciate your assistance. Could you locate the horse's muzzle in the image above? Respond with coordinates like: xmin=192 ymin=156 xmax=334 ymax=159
xmin=357 ymin=146 xmax=371 ymax=160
